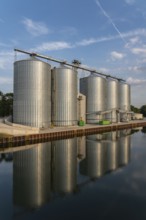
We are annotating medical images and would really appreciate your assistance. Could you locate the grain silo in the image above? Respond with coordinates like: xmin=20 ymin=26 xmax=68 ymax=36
xmin=119 ymin=82 xmax=131 ymax=111
xmin=106 ymin=79 xmax=119 ymax=122
xmin=80 ymin=75 xmax=106 ymax=123
xmin=13 ymin=58 xmax=51 ymax=128
xmin=51 ymin=66 xmax=78 ymax=126
xmin=119 ymin=82 xmax=131 ymax=121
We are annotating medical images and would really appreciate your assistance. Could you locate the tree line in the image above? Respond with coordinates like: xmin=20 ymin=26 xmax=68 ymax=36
xmin=131 ymin=105 xmax=146 ymax=117
xmin=0 ymin=91 xmax=13 ymax=117
xmin=0 ymin=91 xmax=146 ymax=117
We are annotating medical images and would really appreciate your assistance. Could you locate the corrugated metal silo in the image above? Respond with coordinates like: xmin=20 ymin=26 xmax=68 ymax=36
xmin=119 ymin=82 xmax=131 ymax=111
xmin=106 ymin=79 xmax=119 ymax=122
xmin=13 ymin=58 xmax=51 ymax=128
xmin=80 ymin=75 xmax=106 ymax=123
xmin=51 ymin=66 xmax=78 ymax=126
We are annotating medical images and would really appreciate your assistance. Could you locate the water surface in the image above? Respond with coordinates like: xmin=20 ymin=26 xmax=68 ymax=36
xmin=0 ymin=128 xmax=146 ymax=220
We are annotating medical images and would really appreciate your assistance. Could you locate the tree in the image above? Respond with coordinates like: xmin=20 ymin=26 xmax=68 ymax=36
xmin=0 ymin=91 xmax=13 ymax=117
xmin=131 ymin=105 xmax=140 ymax=113
xmin=140 ymin=105 xmax=146 ymax=117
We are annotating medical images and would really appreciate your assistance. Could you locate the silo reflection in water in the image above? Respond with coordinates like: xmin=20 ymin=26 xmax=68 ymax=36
xmin=52 ymin=138 xmax=77 ymax=194
xmin=119 ymin=131 xmax=131 ymax=166
xmin=86 ymin=139 xmax=106 ymax=179
xmin=80 ymin=131 xmax=131 ymax=180
xmin=80 ymin=134 xmax=106 ymax=179
xmin=77 ymin=136 xmax=86 ymax=160
xmin=102 ymin=131 xmax=119 ymax=172
xmin=13 ymin=143 xmax=51 ymax=208
xmin=106 ymin=141 xmax=118 ymax=172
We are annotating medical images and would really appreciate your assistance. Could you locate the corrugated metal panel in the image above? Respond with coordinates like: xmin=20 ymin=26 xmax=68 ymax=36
xmin=13 ymin=58 xmax=51 ymax=128
xmin=106 ymin=79 xmax=119 ymax=122
xmin=80 ymin=75 xmax=106 ymax=123
xmin=51 ymin=67 xmax=78 ymax=126
xmin=106 ymin=79 xmax=119 ymax=110
xmin=119 ymin=82 xmax=131 ymax=111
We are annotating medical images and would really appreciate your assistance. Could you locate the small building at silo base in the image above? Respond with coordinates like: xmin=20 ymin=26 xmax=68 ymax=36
xmin=77 ymin=93 xmax=86 ymax=123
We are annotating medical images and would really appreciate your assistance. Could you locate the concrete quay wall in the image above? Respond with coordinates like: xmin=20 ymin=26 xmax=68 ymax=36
xmin=0 ymin=120 xmax=146 ymax=148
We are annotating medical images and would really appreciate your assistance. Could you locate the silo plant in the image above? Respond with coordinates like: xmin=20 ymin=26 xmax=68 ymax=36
xmin=51 ymin=66 xmax=78 ymax=126
xmin=13 ymin=57 xmax=51 ymax=128
xmin=80 ymin=75 xmax=106 ymax=123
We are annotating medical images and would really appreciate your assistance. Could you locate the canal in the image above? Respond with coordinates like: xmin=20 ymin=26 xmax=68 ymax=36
xmin=0 ymin=127 xmax=146 ymax=220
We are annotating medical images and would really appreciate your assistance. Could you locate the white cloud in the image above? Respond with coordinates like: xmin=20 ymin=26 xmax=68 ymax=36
xmin=125 ymin=0 xmax=135 ymax=5
xmin=76 ymin=28 xmax=146 ymax=47
xmin=97 ymin=67 xmax=110 ymax=73
xmin=128 ymin=65 xmax=146 ymax=73
xmin=123 ymin=28 xmax=146 ymax=38
xmin=32 ymin=41 xmax=73 ymax=52
xmin=125 ymin=37 xmax=140 ymax=48
xmin=129 ymin=37 xmax=140 ymax=44
xmin=127 ymin=77 xmax=146 ymax=85
xmin=111 ymin=51 xmax=126 ymax=60
xmin=22 ymin=18 xmax=50 ymax=36
xmin=19 ymin=28 xmax=146 ymax=54
xmin=77 ymin=38 xmax=97 ymax=46
xmin=131 ymin=47 xmax=146 ymax=56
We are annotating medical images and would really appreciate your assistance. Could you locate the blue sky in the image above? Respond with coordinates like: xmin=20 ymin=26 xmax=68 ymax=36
xmin=0 ymin=0 xmax=146 ymax=107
